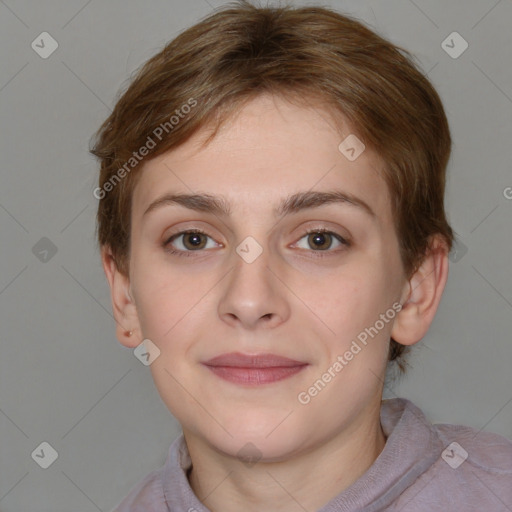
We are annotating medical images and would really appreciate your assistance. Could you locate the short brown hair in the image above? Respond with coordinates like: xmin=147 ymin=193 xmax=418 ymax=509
xmin=90 ymin=1 xmax=454 ymax=368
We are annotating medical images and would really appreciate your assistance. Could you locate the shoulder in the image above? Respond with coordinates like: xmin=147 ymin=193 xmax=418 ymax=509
xmin=422 ymin=424 xmax=512 ymax=509
xmin=433 ymin=421 xmax=512 ymax=474
xmin=110 ymin=468 xmax=166 ymax=512
xmin=390 ymin=398 xmax=512 ymax=471
xmin=109 ymin=434 xmax=191 ymax=512
xmin=392 ymin=399 xmax=512 ymax=510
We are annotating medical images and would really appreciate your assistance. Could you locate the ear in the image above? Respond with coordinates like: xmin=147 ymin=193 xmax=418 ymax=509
xmin=101 ymin=247 xmax=141 ymax=348
xmin=391 ymin=235 xmax=449 ymax=346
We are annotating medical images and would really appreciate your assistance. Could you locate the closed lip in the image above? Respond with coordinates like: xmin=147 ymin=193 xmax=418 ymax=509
xmin=203 ymin=352 xmax=308 ymax=368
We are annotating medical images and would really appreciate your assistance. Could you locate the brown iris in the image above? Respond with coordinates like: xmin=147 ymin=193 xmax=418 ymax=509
xmin=308 ymin=232 xmax=333 ymax=250
xmin=182 ymin=232 xmax=207 ymax=250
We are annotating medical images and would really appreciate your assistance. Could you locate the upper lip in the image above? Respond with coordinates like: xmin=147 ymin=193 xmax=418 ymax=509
xmin=203 ymin=352 xmax=308 ymax=368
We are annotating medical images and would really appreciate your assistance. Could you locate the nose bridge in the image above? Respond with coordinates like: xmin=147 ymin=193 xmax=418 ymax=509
xmin=229 ymin=236 xmax=274 ymax=302
xmin=217 ymin=234 xmax=290 ymax=328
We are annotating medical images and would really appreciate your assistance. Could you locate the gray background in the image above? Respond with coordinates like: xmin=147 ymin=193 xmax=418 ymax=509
xmin=1 ymin=0 xmax=511 ymax=510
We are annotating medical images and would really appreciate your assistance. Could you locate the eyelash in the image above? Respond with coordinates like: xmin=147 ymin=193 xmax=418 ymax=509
xmin=163 ymin=227 xmax=350 ymax=259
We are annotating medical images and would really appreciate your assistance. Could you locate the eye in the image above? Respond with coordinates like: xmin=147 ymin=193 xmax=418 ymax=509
xmin=164 ymin=229 xmax=220 ymax=256
xmin=163 ymin=227 xmax=350 ymax=259
xmin=294 ymin=228 xmax=349 ymax=253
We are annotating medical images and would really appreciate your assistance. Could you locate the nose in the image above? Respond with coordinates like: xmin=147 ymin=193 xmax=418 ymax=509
xmin=217 ymin=242 xmax=290 ymax=330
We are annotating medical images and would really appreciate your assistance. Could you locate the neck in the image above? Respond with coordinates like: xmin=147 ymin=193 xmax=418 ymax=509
xmin=185 ymin=400 xmax=386 ymax=512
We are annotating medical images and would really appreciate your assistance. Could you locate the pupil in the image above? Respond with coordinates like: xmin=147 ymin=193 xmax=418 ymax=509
xmin=187 ymin=233 xmax=203 ymax=248
xmin=310 ymin=232 xmax=330 ymax=250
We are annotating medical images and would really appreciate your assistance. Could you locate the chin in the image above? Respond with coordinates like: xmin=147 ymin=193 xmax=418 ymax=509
xmin=199 ymin=414 xmax=312 ymax=463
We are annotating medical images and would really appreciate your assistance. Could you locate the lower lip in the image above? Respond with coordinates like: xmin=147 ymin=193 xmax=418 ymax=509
xmin=204 ymin=365 xmax=307 ymax=385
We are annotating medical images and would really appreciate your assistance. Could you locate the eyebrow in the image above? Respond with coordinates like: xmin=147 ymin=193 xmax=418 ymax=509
xmin=142 ymin=190 xmax=375 ymax=219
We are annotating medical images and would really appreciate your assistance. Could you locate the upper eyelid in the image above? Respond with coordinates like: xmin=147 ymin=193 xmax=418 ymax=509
xmin=292 ymin=229 xmax=349 ymax=248
xmin=165 ymin=229 xmax=220 ymax=247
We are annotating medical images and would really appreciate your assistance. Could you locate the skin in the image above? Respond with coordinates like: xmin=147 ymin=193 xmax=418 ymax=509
xmin=103 ymin=93 xmax=449 ymax=511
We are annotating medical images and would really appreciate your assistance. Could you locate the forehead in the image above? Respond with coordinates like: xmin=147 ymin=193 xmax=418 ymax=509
xmin=132 ymin=94 xmax=392 ymax=224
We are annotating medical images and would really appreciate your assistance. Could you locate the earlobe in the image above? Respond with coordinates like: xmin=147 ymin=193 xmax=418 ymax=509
xmin=391 ymin=236 xmax=449 ymax=346
xmin=101 ymin=247 xmax=141 ymax=348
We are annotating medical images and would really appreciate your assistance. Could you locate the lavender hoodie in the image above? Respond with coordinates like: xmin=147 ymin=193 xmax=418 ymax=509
xmin=112 ymin=398 xmax=512 ymax=511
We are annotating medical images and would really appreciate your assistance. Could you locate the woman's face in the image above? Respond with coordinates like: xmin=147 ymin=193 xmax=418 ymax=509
xmin=126 ymin=94 xmax=408 ymax=461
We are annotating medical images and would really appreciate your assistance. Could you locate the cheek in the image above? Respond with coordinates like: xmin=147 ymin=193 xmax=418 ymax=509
xmin=131 ymin=266 xmax=192 ymax=342
xmin=314 ymin=265 xmax=397 ymax=356
xmin=311 ymin=264 xmax=384 ymax=321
